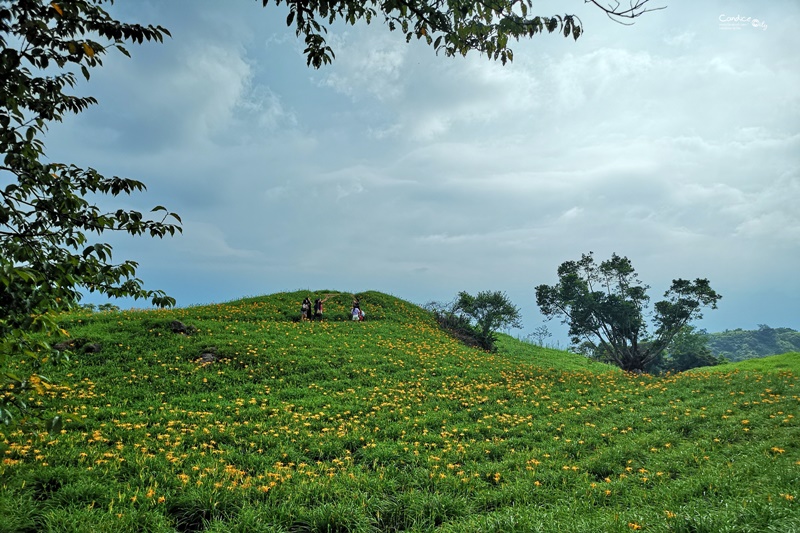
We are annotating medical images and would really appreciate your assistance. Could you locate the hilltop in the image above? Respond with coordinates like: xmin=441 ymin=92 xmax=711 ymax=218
xmin=692 ymin=352 xmax=800 ymax=374
xmin=1 ymin=291 xmax=798 ymax=532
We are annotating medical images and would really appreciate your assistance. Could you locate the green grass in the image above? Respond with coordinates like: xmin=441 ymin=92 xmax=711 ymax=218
xmin=696 ymin=352 xmax=800 ymax=374
xmin=1 ymin=291 xmax=798 ymax=532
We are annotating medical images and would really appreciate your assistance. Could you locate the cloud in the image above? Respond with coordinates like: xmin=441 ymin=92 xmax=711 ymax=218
xmin=336 ymin=181 xmax=365 ymax=200
xmin=320 ymin=31 xmax=409 ymax=102
xmin=78 ymin=42 xmax=255 ymax=152
xmin=174 ymin=221 xmax=265 ymax=262
xmin=664 ymin=31 xmax=696 ymax=47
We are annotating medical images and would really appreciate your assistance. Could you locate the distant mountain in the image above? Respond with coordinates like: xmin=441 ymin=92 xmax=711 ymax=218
xmin=706 ymin=325 xmax=800 ymax=362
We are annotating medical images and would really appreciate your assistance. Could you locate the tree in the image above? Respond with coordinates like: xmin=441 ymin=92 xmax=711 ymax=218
xmin=1 ymin=1 xmax=180 ymax=426
xmin=659 ymin=325 xmax=724 ymax=373
xmin=424 ymin=298 xmax=479 ymax=346
xmin=454 ymin=290 xmax=522 ymax=351
xmin=264 ymin=0 xmax=664 ymax=67
xmin=535 ymin=252 xmax=721 ymax=372
xmin=527 ymin=324 xmax=552 ymax=347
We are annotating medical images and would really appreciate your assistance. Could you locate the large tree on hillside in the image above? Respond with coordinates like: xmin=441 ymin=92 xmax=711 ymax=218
xmin=535 ymin=252 xmax=721 ymax=372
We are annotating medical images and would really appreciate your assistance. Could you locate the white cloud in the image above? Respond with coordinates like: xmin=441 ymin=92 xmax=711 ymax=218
xmin=664 ymin=31 xmax=696 ymax=47
xmin=237 ymin=86 xmax=297 ymax=131
xmin=319 ymin=31 xmax=408 ymax=101
xmin=336 ymin=181 xmax=365 ymax=200
xmin=559 ymin=207 xmax=584 ymax=221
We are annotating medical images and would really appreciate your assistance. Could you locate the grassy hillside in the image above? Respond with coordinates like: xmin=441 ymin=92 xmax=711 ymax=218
xmin=1 ymin=291 xmax=798 ymax=532
xmin=695 ymin=352 xmax=800 ymax=374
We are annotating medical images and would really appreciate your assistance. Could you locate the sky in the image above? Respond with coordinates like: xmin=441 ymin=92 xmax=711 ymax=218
xmin=45 ymin=0 xmax=799 ymax=345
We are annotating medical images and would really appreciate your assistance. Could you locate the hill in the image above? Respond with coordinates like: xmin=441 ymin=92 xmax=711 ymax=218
xmin=706 ymin=325 xmax=800 ymax=362
xmin=694 ymin=352 xmax=800 ymax=374
xmin=1 ymin=291 xmax=798 ymax=532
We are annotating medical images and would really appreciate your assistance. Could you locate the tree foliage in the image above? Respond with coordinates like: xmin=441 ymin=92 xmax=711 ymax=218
xmin=1 ymin=1 xmax=180 ymax=426
xmin=264 ymin=0 xmax=663 ymax=67
xmin=454 ymin=290 xmax=522 ymax=351
xmin=706 ymin=325 xmax=800 ymax=362
xmin=426 ymin=291 xmax=521 ymax=351
xmin=657 ymin=325 xmax=724 ymax=373
xmin=425 ymin=298 xmax=480 ymax=347
xmin=526 ymin=324 xmax=552 ymax=347
xmin=535 ymin=252 xmax=721 ymax=372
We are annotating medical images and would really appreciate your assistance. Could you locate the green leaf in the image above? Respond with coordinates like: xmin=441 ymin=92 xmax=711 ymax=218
xmin=3 ymin=373 xmax=23 ymax=386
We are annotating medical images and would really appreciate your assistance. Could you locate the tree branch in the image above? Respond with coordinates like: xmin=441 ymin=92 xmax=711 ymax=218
xmin=585 ymin=0 xmax=666 ymax=25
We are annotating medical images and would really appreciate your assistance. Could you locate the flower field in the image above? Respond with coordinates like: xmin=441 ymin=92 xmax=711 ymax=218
xmin=1 ymin=291 xmax=798 ymax=532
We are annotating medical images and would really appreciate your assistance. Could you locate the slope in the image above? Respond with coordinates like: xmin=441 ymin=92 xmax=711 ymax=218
xmin=695 ymin=351 xmax=800 ymax=374
xmin=1 ymin=291 xmax=798 ymax=533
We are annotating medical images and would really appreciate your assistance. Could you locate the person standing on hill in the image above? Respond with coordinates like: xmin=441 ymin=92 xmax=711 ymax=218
xmin=314 ymin=294 xmax=332 ymax=321
xmin=301 ymin=297 xmax=312 ymax=321
xmin=351 ymin=295 xmax=365 ymax=321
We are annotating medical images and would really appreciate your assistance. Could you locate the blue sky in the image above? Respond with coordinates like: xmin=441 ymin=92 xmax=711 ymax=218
xmin=45 ymin=0 xmax=799 ymax=344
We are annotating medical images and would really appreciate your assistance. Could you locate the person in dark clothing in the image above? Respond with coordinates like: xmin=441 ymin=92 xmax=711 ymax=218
xmin=314 ymin=295 xmax=332 ymax=321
